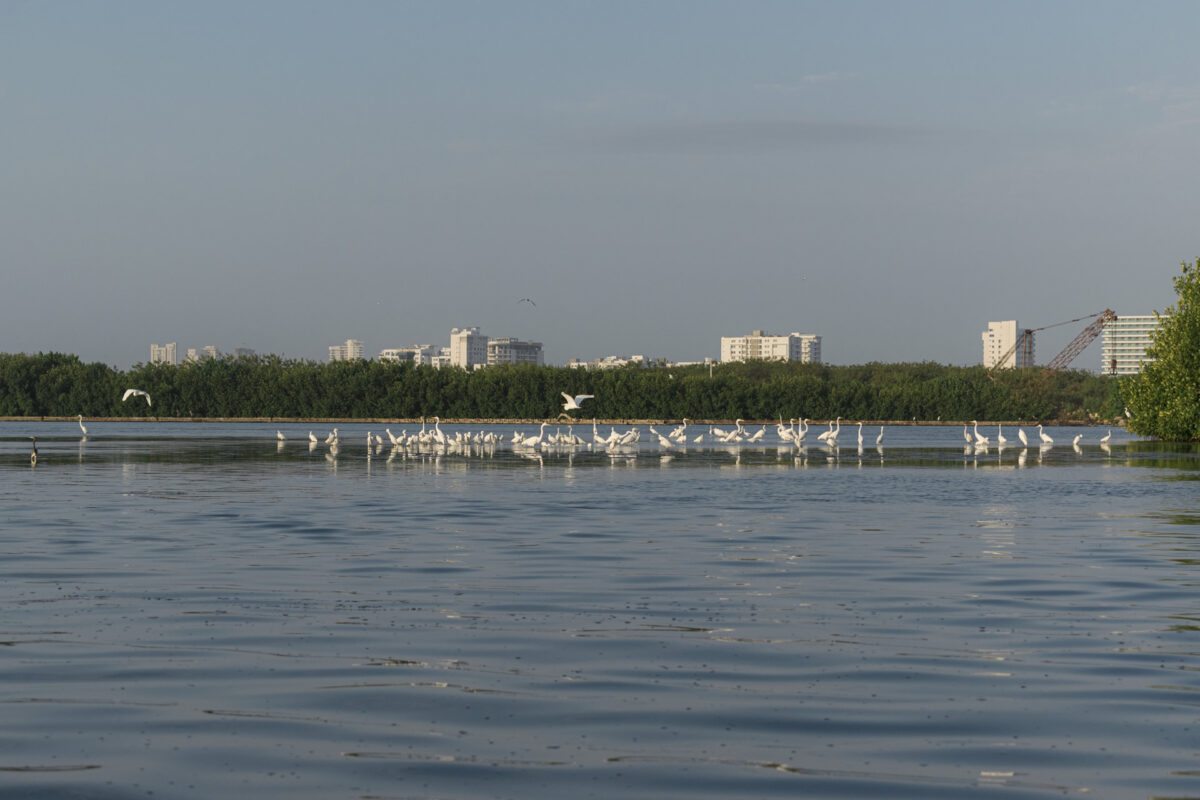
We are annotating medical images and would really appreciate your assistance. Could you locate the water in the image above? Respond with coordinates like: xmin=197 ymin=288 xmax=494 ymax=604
xmin=2 ymin=421 xmax=1199 ymax=799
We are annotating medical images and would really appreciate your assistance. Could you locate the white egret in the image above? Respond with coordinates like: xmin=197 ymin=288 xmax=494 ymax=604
xmin=1072 ymin=433 xmax=1083 ymax=446
xmin=795 ymin=418 xmax=809 ymax=446
xmin=825 ymin=417 xmax=842 ymax=446
xmin=856 ymin=421 xmax=864 ymax=447
xmin=971 ymin=420 xmax=989 ymax=446
xmin=309 ymin=431 xmax=318 ymax=444
xmin=962 ymin=424 xmax=972 ymax=445
xmin=875 ymin=426 xmax=884 ymax=445
xmin=122 ymin=388 xmax=152 ymax=406
xmin=1017 ymin=428 xmax=1028 ymax=446
xmin=29 ymin=436 xmax=37 ymax=465
xmin=517 ymin=422 xmax=548 ymax=448
xmin=561 ymin=393 xmax=594 ymax=411
xmin=1100 ymin=429 xmax=1112 ymax=443
xmin=1038 ymin=424 xmax=1054 ymax=445
xmin=77 ymin=414 xmax=88 ymax=436
xmin=996 ymin=424 xmax=1007 ymax=446
xmin=276 ymin=430 xmax=285 ymax=441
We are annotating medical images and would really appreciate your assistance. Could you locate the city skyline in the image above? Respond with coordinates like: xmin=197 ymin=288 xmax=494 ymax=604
xmin=2 ymin=2 xmax=1193 ymax=369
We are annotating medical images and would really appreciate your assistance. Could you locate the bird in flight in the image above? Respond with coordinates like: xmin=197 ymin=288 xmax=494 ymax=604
xmin=518 ymin=297 xmax=536 ymax=307
xmin=122 ymin=388 xmax=152 ymax=406
xmin=561 ymin=392 xmax=594 ymax=411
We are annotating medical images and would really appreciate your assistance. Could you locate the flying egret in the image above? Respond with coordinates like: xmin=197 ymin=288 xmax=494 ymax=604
xmin=77 ymin=414 xmax=88 ymax=436
xmin=561 ymin=393 xmax=594 ymax=411
xmin=122 ymin=388 xmax=152 ymax=406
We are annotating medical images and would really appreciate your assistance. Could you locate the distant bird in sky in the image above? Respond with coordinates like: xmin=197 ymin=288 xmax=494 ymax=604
xmin=518 ymin=297 xmax=536 ymax=307
xmin=122 ymin=388 xmax=152 ymax=406
xmin=561 ymin=392 xmax=594 ymax=411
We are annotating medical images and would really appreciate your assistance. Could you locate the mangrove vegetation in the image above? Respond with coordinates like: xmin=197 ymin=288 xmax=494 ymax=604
xmin=0 ymin=352 xmax=1124 ymax=422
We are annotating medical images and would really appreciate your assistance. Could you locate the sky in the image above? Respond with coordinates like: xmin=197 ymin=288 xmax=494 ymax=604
xmin=3 ymin=1 xmax=1198 ymax=369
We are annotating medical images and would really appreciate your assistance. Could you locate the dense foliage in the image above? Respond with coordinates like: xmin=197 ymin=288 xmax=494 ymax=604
xmin=1122 ymin=258 xmax=1200 ymax=440
xmin=0 ymin=352 xmax=1122 ymax=422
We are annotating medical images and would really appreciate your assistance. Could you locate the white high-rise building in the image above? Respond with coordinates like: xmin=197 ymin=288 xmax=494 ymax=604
xmin=487 ymin=338 xmax=544 ymax=366
xmin=1101 ymin=315 xmax=1159 ymax=375
xmin=328 ymin=339 xmax=364 ymax=362
xmin=149 ymin=342 xmax=177 ymax=365
xmin=449 ymin=327 xmax=489 ymax=369
xmin=982 ymin=321 xmax=1034 ymax=368
xmin=720 ymin=330 xmax=821 ymax=363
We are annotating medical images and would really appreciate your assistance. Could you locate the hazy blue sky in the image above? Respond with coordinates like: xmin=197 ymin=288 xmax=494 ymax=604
xmin=3 ymin=1 xmax=1197 ymax=368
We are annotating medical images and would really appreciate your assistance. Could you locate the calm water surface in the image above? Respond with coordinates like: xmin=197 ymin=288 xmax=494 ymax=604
xmin=2 ymin=421 xmax=1199 ymax=799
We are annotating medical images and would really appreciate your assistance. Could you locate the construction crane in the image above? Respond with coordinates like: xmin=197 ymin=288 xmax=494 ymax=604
xmin=988 ymin=309 xmax=1117 ymax=375
xmin=1045 ymin=309 xmax=1116 ymax=370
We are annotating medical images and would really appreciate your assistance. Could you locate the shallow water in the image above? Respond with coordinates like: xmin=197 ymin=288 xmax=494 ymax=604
xmin=2 ymin=421 xmax=1199 ymax=799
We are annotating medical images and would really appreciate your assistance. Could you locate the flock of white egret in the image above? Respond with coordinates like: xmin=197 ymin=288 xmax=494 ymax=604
xmin=32 ymin=387 xmax=1114 ymax=466
xmin=272 ymin=413 xmax=1117 ymax=461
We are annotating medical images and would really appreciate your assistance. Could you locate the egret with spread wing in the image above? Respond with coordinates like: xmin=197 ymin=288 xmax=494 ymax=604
xmin=561 ymin=393 xmax=594 ymax=411
xmin=122 ymin=389 xmax=152 ymax=406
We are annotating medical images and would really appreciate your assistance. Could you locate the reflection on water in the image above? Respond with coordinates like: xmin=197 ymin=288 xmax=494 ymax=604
xmin=1 ymin=422 xmax=1199 ymax=799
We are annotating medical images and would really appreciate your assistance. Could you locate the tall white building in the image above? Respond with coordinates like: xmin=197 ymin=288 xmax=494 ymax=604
xmin=328 ymin=339 xmax=364 ymax=362
xmin=149 ymin=342 xmax=177 ymax=365
xmin=184 ymin=345 xmax=220 ymax=363
xmin=488 ymin=338 xmax=544 ymax=366
xmin=720 ymin=330 xmax=821 ymax=363
xmin=1101 ymin=315 xmax=1159 ymax=375
xmin=982 ymin=321 xmax=1035 ymax=368
xmin=449 ymin=327 xmax=489 ymax=369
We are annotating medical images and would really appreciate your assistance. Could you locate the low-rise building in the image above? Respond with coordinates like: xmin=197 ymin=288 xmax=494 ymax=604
xmin=567 ymin=354 xmax=648 ymax=370
xmin=721 ymin=330 xmax=821 ymax=363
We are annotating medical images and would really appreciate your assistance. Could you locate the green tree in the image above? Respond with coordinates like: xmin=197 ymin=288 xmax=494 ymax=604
xmin=1123 ymin=258 xmax=1200 ymax=440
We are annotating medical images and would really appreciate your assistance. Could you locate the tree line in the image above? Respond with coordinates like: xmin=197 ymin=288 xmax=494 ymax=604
xmin=0 ymin=351 xmax=1125 ymax=422
xmin=1123 ymin=258 xmax=1200 ymax=440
